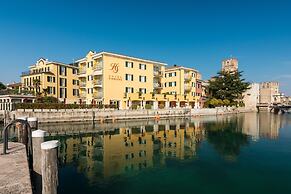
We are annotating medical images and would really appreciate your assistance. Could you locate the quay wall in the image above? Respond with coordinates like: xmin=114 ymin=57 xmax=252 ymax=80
xmin=9 ymin=108 xmax=191 ymax=123
xmin=7 ymin=107 xmax=256 ymax=124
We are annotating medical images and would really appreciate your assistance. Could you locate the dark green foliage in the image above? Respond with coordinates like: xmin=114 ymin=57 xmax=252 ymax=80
xmin=0 ymin=82 xmax=6 ymax=90
xmin=206 ymin=71 xmax=250 ymax=107
xmin=145 ymin=104 xmax=152 ymax=109
xmin=36 ymin=96 xmax=59 ymax=103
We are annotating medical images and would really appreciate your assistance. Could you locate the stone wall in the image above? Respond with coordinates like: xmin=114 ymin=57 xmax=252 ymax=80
xmin=7 ymin=107 xmax=257 ymax=124
xmin=9 ymin=108 xmax=192 ymax=123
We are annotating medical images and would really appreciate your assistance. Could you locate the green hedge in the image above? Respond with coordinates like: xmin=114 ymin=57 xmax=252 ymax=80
xmin=15 ymin=103 xmax=118 ymax=110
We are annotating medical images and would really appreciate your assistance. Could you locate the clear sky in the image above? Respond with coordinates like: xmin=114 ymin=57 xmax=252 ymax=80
xmin=0 ymin=0 xmax=290 ymax=95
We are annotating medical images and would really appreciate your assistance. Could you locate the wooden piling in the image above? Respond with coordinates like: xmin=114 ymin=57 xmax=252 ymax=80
xmin=32 ymin=130 xmax=46 ymax=194
xmin=17 ymin=117 xmax=28 ymax=145
xmin=41 ymin=140 xmax=59 ymax=194
xmin=28 ymin=117 xmax=38 ymax=130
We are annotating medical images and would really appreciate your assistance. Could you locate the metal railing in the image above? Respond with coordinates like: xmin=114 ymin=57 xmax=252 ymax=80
xmin=2 ymin=119 xmax=32 ymax=156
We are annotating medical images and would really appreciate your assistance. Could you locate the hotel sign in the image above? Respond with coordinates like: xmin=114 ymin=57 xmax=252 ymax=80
xmin=109 ymin=63 xmax=122 ymax=81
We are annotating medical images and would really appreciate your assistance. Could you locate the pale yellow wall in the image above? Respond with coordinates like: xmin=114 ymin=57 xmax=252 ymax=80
xmin=163 ymin=67 xmax=199 ymax=102
xmin=21 ymin=59 xmax=79 ymax=103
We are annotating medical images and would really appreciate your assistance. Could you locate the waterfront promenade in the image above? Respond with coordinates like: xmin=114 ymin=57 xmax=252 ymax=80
xmin=0 ymin=143 xmax=32 ymax=194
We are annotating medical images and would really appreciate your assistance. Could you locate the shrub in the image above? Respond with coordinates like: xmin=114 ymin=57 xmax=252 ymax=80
xmin=132 ymin=104 xmax=138 ymax=110
xmin=36 ymin=96 xmax=59 ymax=103
xmin=145 ymin=104 xmax=152 ymax=109
xmin=15 ymin=103 xmax=112 ymax=110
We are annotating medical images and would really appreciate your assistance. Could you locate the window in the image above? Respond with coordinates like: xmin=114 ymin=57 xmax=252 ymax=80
xmin=167 ymin=81 xmax=176 ymax=87
xmin=60 ymin=88 xmax=67 ymax=98
xmin=60 ymin=78 xmax=67 ymax=87
xmin=87 ymin=61 xmax=93 ymax=68
xmin=47 ymin=87 xmax=55 ymax=95
xmin=125 ymin=87 xmax=134 ymax=93
xmin=192 ymin=82 xmax=196 ymax=87
xmin=168 ymin=72 xmax=177 ymax=77
xmin=192 ymin=73 xmax=196 ymax=77
xmin=139 ymin=64 xmax=146 ymax=70
xmin=72 ymin=69 xmax=78 ymax=74
xmin=139 ymin=88 xmax=146 ymax=94
xmin=73 ymin=80 xmax=79 ymax=85
xmin=125 ymin=61 xmax=133 ymax=68
xmin=125 ymin=74 xmax=134 ymax=81
xmin=139 ymin=76 xmax=146 ymax=82
xmin=192 ymin=92 xmax=195 ymax=96
xmin=87 ymin=88 xmax=93 ymax=94
xmin=47 ymin=76 xmax=52 ymax=82
xmin=59 ymin=66 xmax=67 ymax=76
xmin=87 ymin=75 xmax=93 ymax=81
xmin=73 ymin=89 xmax=79 ymax=96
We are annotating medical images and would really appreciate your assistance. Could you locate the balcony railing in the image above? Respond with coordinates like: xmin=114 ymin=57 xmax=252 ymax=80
xmin=79 ymin=82 xmax=86 ymax=88
xmin=154 ymin=71 xmax=163 ymax=77
xmin=78 ymin=69 xmax=86 ymax=76
xmin=184 ymin=74 xmax=192 ymax=81
xmin=184 ymin=84 xmax=191 ymax=92
xmin=80 ymin=93 xmax=86 ymax=99
xmin=154 ymin=82 xmax=162 ymax=89
xmin=21 ymin=70 xmax=53 ymax=76
xmin=93 ymin=92 xmax=103 ymax=99
xmin=93 ymin=80 xmax=103 ymax=87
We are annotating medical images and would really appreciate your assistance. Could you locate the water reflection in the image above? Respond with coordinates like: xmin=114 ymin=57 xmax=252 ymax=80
xmin=40 ymin=112 xmax=291 ymax=184
xmin=52 ymin=120 xmax=204 ymax=182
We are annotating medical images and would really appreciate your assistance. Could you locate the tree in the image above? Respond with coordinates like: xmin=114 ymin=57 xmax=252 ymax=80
xmin=0 ymin=82 xmax=6 ymax=90
xmin=206 ymin=71 xmax=250 ymax=107
xmin=32 ymin=79 xmax=41 ymax=96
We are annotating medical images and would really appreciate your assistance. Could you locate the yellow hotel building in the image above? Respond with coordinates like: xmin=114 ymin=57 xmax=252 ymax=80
xmin=163 ymin=65 xmax=202 ymax=108
xmin=20 ymin=51 xmax=203 ymax=109
xmin=76 ymin=51 xmax=166 ymax=108
xmin=21 ymin=58 xmax=80 ymax=104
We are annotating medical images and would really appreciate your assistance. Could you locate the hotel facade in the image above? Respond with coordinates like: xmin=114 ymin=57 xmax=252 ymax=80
xmin=21 ymin=58 xmax=80 ymax=104
xmin=20 ymin=51 xmax=203 ymax=109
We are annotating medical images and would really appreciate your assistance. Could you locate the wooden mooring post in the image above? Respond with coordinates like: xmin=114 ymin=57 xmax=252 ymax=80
xmin=32 ymin=129 xmax=46 ymax=194
xmin=41 ymin=140 xmax=59 ymax=194
xmin=28 ymin=117 xmax=38 ymax=130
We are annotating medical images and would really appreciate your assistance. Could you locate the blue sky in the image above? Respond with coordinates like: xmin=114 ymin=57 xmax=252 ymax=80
xmin=0 ymin=0 xmax=291 ymax=95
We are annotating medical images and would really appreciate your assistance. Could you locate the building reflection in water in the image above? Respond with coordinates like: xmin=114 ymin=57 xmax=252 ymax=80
xmin=55 ymin=119 xmax=204 ymax=183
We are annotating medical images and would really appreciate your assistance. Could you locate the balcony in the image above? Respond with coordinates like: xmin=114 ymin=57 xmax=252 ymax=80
xmin=154 ymin=82 xmax=162 ymax=89
xmin=184 ymin=84 xmax=191 ymax=92
xmin=184 ymin=74 xmax=192 ymax=81
xmin=93 ymin=92 xmax=103 ymax=99
xmin=93 ymin=63 xmax=103 ymax=76
xmin=78 ymin=69 xmax=86 ymax=77
xmin=93 ymin=80 xmax=103 ymax=87
xmin=80 ymin=93 xmax=86 ymax=99
xmin=154 ymin=71 xmax=163 ymax=77
xmin=21 ymin=70 xmax=53 ymax=77
xmin=79 ymin=82 xmax=86 ymax=88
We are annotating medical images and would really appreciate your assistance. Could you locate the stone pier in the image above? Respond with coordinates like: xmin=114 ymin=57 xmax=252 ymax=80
xmin=0 ymin=142 xmax=32 ymax=194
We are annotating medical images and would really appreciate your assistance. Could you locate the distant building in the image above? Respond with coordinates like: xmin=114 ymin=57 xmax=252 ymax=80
xmin=259 ymin=82 xmax=280 ymax=105
xmin=0 ymin=95 xmax=35 ymax=111
xmin=6 ymin=82 xmax=22 ymax=91
xmin=243 ymin=83 xmax=260 ymax=110
xmin=221 ymin=58 xmax=238 ymax=73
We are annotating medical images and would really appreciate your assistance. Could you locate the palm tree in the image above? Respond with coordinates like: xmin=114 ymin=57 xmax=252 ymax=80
xmin=32 ymin=79 xmax=41 ymax=96
xmin=42 ymin=88 xmax=49 ymax=97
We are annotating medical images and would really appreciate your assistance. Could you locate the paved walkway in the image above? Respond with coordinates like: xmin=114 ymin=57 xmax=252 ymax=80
xmin=0 ymin=142 xmax=32 ymax=194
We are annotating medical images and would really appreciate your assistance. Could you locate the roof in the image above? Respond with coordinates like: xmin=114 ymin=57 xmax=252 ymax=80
xmin=76 ymin=51 xmax=167 ymax=66
xmin=165 ymin=65 xmax=199 ymax=72
xmin=29 ymin=58 xmax=78 ymax=69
